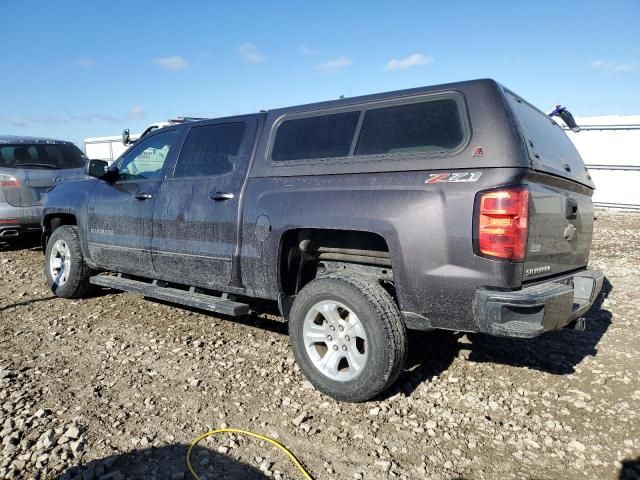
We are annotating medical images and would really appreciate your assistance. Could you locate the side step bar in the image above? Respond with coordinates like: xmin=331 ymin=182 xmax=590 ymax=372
xmin=90 ymin=275 xmax=250 ymax=317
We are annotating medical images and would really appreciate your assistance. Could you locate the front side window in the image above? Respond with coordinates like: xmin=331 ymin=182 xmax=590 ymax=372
xmin=271 ymin=111 xmax=360 ymax=161
xmin=173 ymin=123 xmax=246 ymax=178
xmin=355 ymin=99 xmax=464 ymax=156
xmin=118 ymin=131 xmax=176 ymax=181
xmin=0 ymin=143 xmax=86 ymax=169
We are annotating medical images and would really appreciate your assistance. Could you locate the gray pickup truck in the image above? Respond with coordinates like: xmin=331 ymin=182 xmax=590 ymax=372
xmin=42 ymin=79 xmax=603 ymax=402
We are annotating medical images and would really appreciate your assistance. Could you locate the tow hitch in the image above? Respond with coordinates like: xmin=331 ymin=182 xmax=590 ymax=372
xmin=566 ymin=317 xmax=586 ymax=331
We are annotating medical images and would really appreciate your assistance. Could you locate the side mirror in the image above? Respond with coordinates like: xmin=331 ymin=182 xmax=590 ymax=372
xmin=85 ymin=159 xmax=110 ymax=179
xmin=122 ymin=128 xmax=131 ymax=146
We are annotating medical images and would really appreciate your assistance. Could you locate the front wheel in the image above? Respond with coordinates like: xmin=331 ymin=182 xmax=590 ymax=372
xmin=289 ymin=274 xmax=407 ymax=402
xmin=45 ymin=225 xmax=95 ymax=298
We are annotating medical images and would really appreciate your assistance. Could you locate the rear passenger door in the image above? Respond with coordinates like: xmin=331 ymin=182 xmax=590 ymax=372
xmin=151 ymin=118 xmax=257 ymax=287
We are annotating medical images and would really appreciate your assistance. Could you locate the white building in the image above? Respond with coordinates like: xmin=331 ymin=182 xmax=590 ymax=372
xmin=566 ymin=115 xmax=640 ymax=210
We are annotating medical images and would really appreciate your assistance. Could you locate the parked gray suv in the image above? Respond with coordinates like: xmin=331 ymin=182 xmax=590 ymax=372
xmin=0 ymin=136 xmax=86 ymax=240
xmin=42 ymin=79 xmax=604 ymax=402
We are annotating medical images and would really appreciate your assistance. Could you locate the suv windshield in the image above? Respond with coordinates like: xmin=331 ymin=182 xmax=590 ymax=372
xmin=0 ymin=143 xmax=86 ymax=169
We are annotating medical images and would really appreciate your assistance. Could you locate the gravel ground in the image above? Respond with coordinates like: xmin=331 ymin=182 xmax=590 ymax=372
xmin=1 ymin=210 xmax=639 ymax=480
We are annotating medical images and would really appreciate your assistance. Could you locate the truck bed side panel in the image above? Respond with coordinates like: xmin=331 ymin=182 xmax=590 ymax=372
xmin=240 ymin=168 xmax=528 ymax=332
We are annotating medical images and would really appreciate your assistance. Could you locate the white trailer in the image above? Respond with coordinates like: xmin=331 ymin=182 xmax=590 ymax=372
xmin=84 ymin=133 xmax=139 ymax=164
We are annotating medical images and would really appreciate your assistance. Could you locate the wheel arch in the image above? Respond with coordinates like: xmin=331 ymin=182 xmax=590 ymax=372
xmin=42 ymin=212 xmax=78 ymax=250
xmin=43 ymin=212 xmax=77 ymax=232
xmin=277 ymin=228 xmax=393 ymax=302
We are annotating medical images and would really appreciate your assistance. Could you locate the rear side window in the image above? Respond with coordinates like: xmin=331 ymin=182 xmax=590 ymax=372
xmin=269 ymin=94 xmax=467 ymax=164
xmin=174 ymin=123 xmax=246 ymax=178
xmin=271 ymin=111 xmax=360 ymax=161
xmin=0 ymin=143 xmax=86 ymax=169
xmin=355 ymin=99 xmax=464 ymax=156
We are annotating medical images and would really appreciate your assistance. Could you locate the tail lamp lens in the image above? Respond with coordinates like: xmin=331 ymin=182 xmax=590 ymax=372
xmin=477 ymin=186 xmax=529 ymax=261
xmin=0 ymin=174 xmax=21 ymax=188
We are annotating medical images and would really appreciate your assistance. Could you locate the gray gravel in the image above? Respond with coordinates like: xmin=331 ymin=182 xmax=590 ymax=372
xmin=0 ymin=209 xmax=639 ymax=480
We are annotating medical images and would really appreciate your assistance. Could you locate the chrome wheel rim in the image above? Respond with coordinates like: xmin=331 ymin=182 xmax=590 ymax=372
xmin=302 ymin=300 xmax=368 ymax=382
xmin=49 ymin=239 xmax=71 ymax=286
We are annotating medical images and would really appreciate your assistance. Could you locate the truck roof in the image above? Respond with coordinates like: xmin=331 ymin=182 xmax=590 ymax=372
xmin=182 ymin=79 xmax=499 ymax=128
xmin=266 ymin=78 xmax=498 ymax=115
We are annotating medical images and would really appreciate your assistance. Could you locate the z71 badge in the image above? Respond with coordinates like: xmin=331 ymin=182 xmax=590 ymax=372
xmin=425 ymin=172 xmax=482 ymax=184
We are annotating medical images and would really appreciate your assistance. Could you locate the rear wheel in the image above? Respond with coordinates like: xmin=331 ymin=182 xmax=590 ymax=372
xmin=45 ymin=225 xmax=95 ymax=298
xmin=289 ymin=274 xmax=407 ymax=402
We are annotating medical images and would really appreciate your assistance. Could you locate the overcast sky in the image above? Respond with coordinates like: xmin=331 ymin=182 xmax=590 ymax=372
xmin=1 ymin=0 xmax=638 ymax=146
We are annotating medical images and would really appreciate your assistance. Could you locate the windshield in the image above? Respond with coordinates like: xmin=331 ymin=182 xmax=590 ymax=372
xmin=0 ymin=143 xmax=86 ymax=169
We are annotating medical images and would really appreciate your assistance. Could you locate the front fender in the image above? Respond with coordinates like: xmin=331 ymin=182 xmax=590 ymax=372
xmin=42 ymin=179 xmax=95 ymax=265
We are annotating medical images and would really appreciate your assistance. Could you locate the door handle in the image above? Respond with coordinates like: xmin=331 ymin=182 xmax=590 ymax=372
xmin=135 ymin=192 xmax=153 ymax=200
xmin=209 ymin=192 xmax=235 ymax=201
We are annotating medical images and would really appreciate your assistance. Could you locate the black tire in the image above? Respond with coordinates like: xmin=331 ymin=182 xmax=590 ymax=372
xmin=289 ymin=273 xmax=407 ymax=402
xmin=45 ymin=225 xmax=95 ymax=298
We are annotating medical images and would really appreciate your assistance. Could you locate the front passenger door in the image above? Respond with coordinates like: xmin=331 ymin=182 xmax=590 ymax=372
xmin=86 ymin=130 xmax=178 ymax=273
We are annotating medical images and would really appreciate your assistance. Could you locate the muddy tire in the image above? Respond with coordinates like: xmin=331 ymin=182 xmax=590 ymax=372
xmin=45 ymin=225 xmax=95 ymax=298
xmin=289 ymin=273 xmax=407 ymax=402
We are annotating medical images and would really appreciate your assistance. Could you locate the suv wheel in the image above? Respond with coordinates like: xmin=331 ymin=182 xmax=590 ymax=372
xmin=45 ymin=225 xmax=95 ymax=298
xmin=289 ymin=274 xmax=407 ymax=402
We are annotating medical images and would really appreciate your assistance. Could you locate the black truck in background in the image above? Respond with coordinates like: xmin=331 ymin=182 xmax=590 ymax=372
xmin=42 ymin=79 xmax=603 ymax=402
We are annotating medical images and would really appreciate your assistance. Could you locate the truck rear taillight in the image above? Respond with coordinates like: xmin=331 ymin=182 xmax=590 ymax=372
xmin=0 ymin=174 xmax=21 ymax=188
xmin=476 ymin=186 xmax=529 ymax=261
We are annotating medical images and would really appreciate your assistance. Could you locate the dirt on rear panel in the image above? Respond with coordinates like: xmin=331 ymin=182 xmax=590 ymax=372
xmin=0 ymin=210 xmax=638 ymax=480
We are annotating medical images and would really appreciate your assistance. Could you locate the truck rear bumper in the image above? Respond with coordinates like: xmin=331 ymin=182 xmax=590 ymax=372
xmin=474 ymin=269 xmax=604 ymax=338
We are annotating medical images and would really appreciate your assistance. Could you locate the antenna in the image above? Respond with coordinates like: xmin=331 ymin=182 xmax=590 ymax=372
xmin=338 ymin=87 xmax=353 ymax=100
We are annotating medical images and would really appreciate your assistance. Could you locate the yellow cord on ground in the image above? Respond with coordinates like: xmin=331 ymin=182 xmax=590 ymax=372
xmin=187 ymin=428 xmax=314 ymax=480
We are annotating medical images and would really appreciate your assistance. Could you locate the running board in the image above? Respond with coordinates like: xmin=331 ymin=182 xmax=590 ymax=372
xmin=90 ymin=275 xmax=250 ymax=317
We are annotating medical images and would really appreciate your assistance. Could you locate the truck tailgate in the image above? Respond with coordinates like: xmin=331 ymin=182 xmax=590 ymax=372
xmin=524 ymin=180 xmax=594 ymax=281
xmin=503 ymin=87 xmax=596 ymax=282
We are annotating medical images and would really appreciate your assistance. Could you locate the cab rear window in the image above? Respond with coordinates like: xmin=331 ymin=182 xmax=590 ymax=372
xmin=269 ymin=94 xmax=466 ymax=163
